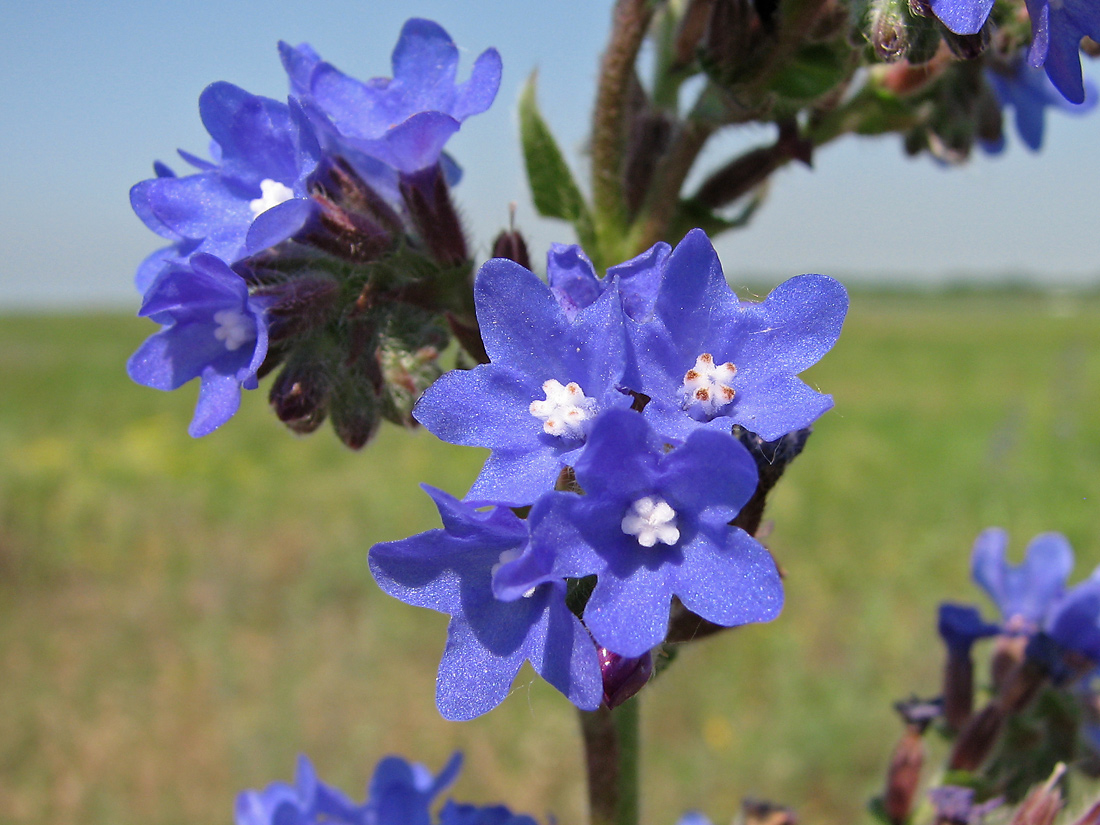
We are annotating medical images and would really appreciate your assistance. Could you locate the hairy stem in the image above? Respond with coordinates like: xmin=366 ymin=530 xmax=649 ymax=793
xmin=593 ymin=0 xmax=660 ymax=258
xmin=579 ymin=700 xmax=641 ymax=825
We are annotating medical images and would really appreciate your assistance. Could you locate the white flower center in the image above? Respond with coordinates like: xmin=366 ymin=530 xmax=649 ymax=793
xmin=249 ymin=178 xmax=295 ymax=218
xmin=621 ymin=496 xmax=680 ymax=548
xmin=680 ymin=353 xmax=737 ymax=417
xmin=212 ymin=309 xmax=255 ymax=351
xmin=529 ymin=379 xmax=597 ymax=439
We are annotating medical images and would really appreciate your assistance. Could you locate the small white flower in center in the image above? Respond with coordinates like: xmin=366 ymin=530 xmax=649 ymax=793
xmin=212 ymin=309 xmax=256 ymax=351
xmin=529 ymin=379 xmax=597 ymax=439
xmin=680 ymin=353 xmax=737 ymax=417
xmin=249 ymin=178 xmax=295 ymax=218
xmin=621 ymin=496 xmax=680 ymax=548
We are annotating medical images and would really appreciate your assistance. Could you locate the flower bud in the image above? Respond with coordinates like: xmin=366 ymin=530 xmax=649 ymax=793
xmin=884 ymin=728 xmax=924 ymax=824
xmin=948 ymin=704 xmax=1005 ymax=771
xmin=269 ymin=355 xmax=332 ymax=435
xmin=870 ymin=0 xmax=911 ymax=62
xmin=729 ymin=425 xmax=811 ymax=537
xmin=330 ymin=388 xmax=381 ymax=450
xmin=866 ymin=0 xmax=940 ymax=63
xmin=401 ymin=165 xmax=469 ymax=267
xmin=255 ymin=275 xmax=341 ymax=343
xmin=941 ymin=26 xmax=989 ymax=59
xmin=598 ymin=647 xmax=654 ymax=709
xmin=491 ymin=227 xmax=531 ymax=270
xmin=674 ymin=0 xmax=717 ymax=67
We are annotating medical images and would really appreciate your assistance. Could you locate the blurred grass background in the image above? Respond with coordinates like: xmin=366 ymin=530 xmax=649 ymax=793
xmin=2 ymin=289 xmax=1100 ymax=825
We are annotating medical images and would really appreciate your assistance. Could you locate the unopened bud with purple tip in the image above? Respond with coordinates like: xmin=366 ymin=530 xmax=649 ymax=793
xmin=269 ymin=355 xmax=332 ymax=435
xmin=491 ymin=226 xmax=531 ymax=270
xmin=938 ymin=603 xmax=999 ymax=731
xmin=883 ymin=697 xmax=940 ymax=825
xmin=598 ymin=646 xmax=653 ymax=709
xmin=401 ymin=165 xmax=469 ymax=267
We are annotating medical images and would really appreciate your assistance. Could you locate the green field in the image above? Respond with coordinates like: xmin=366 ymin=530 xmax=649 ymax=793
xmin=3 ymin=291 xmax=1100 ymax=825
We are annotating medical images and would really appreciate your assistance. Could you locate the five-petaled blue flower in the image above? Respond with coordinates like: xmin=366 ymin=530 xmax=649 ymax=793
xmin=368 ymin=486 xmax=603 ymax=720
xmin=626 ymin=229 xmax=848 ymax=444
xmin=127 ymin=253 xmax=270 ymax=437
xmin=279 ymin=19 xmax=501 ymax=174
xmin=413 ymin=257 xmax=633 ymax=506
xmin=131 ymin=83 xmax=321 ymax=291
xmin=512 ymin=409 xmax=784 ymax=658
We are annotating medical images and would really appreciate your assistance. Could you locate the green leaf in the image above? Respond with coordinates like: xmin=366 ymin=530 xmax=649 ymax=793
xmin=519 ymin=72 xmax=596 ymax=248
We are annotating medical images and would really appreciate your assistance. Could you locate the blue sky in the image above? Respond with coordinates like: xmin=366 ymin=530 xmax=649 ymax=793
xmin=3 ymin=0 xmax=1098 ymax=308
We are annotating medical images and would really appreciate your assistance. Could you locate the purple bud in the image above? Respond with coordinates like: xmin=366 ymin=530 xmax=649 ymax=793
xmin=942 ymin=26 xmax=989 ymax=59
xmin=254 ymin=275 xmax=341 ymax=343
xmin=401 ymin=165 xmax=469 ymax=267
xmin=491 ymin=228 xmax=531 ymax=270
xmin=269 ymin=357 xmax=332 ymax=434
xmin=598 ymin=647 xmax=653 ymax=709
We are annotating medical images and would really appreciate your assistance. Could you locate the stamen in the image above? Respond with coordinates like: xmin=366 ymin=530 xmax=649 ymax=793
xmin=681 ymin=353 xmax=737 ymax=417
xmin=621 ymin=496 xmax=680 ymax=548
xmin=529 ymin=379 xmax=597 ymax=439
xmin=249 ymin=178 xmax=295 ymax=218
xmin=212 ymin=309 xmax=255 ymax=352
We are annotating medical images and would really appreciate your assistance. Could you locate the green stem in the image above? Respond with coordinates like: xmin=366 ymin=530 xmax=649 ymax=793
xmin=579 ymin=699 xmax=641 ymax=825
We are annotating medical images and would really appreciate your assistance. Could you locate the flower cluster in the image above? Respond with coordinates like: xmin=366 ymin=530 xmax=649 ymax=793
xmin=369 ymin=230 xmax=848 ymax=720
xmin=128 ymin=20 xmax=501 ymax=441
xmin=236 ymin=752 xmax=536 ymax=825
xmin=941 ymin=528 xmax=1100 ymax=672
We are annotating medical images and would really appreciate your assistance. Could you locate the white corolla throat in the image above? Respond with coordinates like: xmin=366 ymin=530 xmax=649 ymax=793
xmin=621 ymin=496 xmax=680 ymax=548
xmin=249 ymin=178 xmax=295 ymax=218
xmin=212 ymin=309 xmax=256 ymax=351
xmin=529 ymin=379 xmax=597 ymax=439
xmin=680 ymin=353 xmax=737 ymax=417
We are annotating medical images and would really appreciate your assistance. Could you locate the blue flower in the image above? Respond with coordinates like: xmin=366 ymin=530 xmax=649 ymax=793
xmin=439 ymin=801 xmax=539 ymax=825
xmin=514 ymin=408 xmax=783 ymax=658
xmin=938 ymin=603 xmax=1000 ymax=653
xmin=970 ymin=528 xmax=1074 ymax=631
xmin=131 ymin=83 xmax=321 ymax=291
xmin=368 ymin=486 xmax=602 ymax=720
xmin=279 ymin=19 xmax=501 ymax=174
xmin=127 ymin=254 xmax=269 ymax=437
xmin=982 ymin=58 xmax=1098 ymax=153
xmin=927 ymin=0 xmax=993 ymax=35
xmin=412 ymin=258 xmax=633 ymax=506
xmin=1024 ymin=0 xmax=1100 ymax=104
xmin=235 ymin=754 xmax=361 ymax=825
xmin=1045 ymin=569 xmax=1100 ymax=662
xmin=368 ymin=753 xmax=463 ymax=825
xmin=236 ymin=752 xmax=462 ymax=825
xmin=626 ymin=229 xmax=848 ymax=443
xmin=546 ymin=241 xmax=671 ymax=322
xmin=927 ymin=786 xmax=1002 ymax=824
